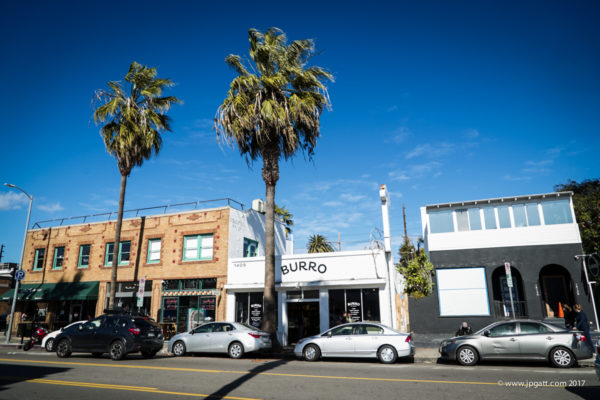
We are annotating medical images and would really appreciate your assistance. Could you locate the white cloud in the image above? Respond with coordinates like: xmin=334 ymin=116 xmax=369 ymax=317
xmin=340 ymin=193 xmax=367 ymax=202
xmin=405 ymin=142 xmax=455 ymax=159
xmin=463 ymin=129 xmax=479 ymax=139
xmin=390 ymin=162 xmax=443 ymax=181
xmin=37 ymin=202 xmax=64 ymax=213
xmin=0 ymin=192 xmax=28 ymax=210
xmin=502 ymin=175 xmax=532 ymax=181
xmin=386 ymin=126 xmax=412 ymax=144
xmin=323 ymin=201 xmax=344 ymax=207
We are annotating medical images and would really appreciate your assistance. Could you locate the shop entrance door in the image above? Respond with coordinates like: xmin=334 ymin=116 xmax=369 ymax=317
xmin=69 ymin=303 xmax=82 ymax=323
xmin=287 ymin=302 xmax=319 ymax=344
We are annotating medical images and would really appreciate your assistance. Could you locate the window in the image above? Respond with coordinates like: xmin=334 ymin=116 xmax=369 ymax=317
xmin=455 ymin=209 xmax=469 ymax=232
xmin=52 ymin=247 xmax=65 ymax=270
xmin=183 ymin=234 xmax=213 ymax=261
xmin=105 ymin=241 xmax=131 ymax=266
xmin=437 ymin=267 xmax=490 ymax=316
xmin=526 ymin=203 xmax=541 ymax=226
xmin=330 ymin=325 xmax=355 ymax=336
xmin=147 ymin=239 xmax=161 ymax=263
xmin=497 ymin=205 xmax=511 ymax=228
xmin=513 ymin=204 xmax=528 ymax=227
xmin=243 ymin=238 xmax=258 ymax=257
xmin=542 ymin=199 xmax=573 ymax=225
xmin=429 ymin=209 xmax=454 ymax=233
xmin=78 ymin=244 xmax=90 ymax=268
xmin=483 ymin=207 xmax=497 ymax=229
xmin=519 ymin=322 xmax=550 ymax=335
xmin=362 ymin=325 xmax=384 ymax=335
xmin=468 ymin=208 xmax=482 ymax=230
xmin=33 ymin=249 xmax=45 ymax=271
xmin=489 ymin=323 xmax=517 ymax=337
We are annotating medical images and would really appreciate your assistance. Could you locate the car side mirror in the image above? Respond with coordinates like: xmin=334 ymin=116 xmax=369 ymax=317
xmin=483 ymin=330 xmax=490 ymax=337
xmin=327 ymin=331 xmax=332 ymax=337
xmin=189 ymin=330 xmax=194 ymax=335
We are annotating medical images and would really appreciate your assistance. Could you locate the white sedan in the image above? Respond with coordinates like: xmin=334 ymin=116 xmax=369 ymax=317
xmin=294 ymin=322 xmax=414 ymax=364
xmin=42 ymin=321 xmax=86 ymax=352
xmin=168 ymin=321 xmax=272 ymax=359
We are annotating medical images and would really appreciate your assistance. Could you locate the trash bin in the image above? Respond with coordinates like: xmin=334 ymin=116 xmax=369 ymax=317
xmin=17 ymin=323 xmax=34 ymax=338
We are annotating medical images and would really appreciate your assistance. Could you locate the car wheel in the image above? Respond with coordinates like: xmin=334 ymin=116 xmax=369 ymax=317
xmin=45 ymin=338 xmax=55 ymax=352
xmin=91 ymin=352 xmax=103 ymax=357
xmin=228 ymin=342 xmax=244 ymax=359
xmin=109 ymin=340 xmax=127 ymax=361
xmin=56 ymin=339 xmax=72 ymax=358
xmin=302 ymin=344 xmax=321 ymax=362
xmin=456 ymin=345 xmax=479 ymax=366
xmin=549 ymin=346 xmax=575 ymax=368
xmin=172 ymin=341 xmax=186 ymax=357
xmin=377 ymin=345 xmax=398 ymax=364
xmin=142 ymin=350 xmax=159 ymax=359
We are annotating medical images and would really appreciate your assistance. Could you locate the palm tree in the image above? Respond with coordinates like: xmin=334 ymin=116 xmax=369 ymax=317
xmin=307 ymin=234 xmax=335 ymax=253
xmin=94 ymin=62 xmax=180 ymax=309
xmin=216 ymin=28 xmax=332 ymax=344
xmin=274 ymin=204 xmax=294 ymax=238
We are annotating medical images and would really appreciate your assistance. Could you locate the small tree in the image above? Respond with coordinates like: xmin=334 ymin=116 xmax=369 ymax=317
xmin=274 ymin=204 xmax=294 ymax=238
xmin=396 ymin=238 xmax=434 ymax=299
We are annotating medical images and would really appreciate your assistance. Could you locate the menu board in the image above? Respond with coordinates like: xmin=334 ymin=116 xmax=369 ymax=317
xmin=250 ymin=302 xmax=262 ymax=328
xmin=200 ymin=297 xmax=215 ymax=311
xmin=165 ymin=298 xmax=178 ymax=310
xmin=347 ymin=301 xmax=361 ymax=322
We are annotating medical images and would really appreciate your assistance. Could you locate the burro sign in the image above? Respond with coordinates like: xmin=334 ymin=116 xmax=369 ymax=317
xmin=281 ymin=260 xmax=327 ymax=275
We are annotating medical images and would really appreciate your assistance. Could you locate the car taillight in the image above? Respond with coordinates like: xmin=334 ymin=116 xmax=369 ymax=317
xmin=574 ymin=333 xmax=586 ymax=342
xmin=405 ymin=335 xmax=412 ymax=343
xmin=248 ymin=332 xmax=261 ymax=339
xmin=129 ymin=327 xmax=140 ymax=335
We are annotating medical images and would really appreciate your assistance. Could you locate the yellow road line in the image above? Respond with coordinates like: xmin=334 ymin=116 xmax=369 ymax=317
xmin=0 ymin=376 xmax=262 ymax=400
xmin=0 ymin=358 xmax=558 ymax=388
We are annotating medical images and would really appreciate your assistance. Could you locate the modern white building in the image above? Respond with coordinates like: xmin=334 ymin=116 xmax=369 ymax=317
xmin=225 ymin=249 xmax=402 ymax=345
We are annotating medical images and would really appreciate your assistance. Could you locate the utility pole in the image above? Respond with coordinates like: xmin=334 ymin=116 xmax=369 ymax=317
xmin=0 ymin=244 xmax=4 ymax=262
xmin=402 ymin=205 xmax=408 ymax=242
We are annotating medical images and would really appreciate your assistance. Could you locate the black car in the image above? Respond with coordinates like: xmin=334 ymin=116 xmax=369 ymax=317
xmin=54 ymin=311 xmax=163 ymax=360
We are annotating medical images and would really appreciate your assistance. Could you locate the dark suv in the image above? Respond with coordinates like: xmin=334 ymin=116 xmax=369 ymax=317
xmin=54 ymin=311 xmax=163 ymax=360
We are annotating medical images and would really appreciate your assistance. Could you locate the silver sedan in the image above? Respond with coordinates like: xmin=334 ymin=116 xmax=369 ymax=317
xmin=294 ymin=322 xmax=414 ymax=364
xmin=167 ymin=322 xmax=272 ymax=359
xmin=439 ymin=319 xmax=593 ymax=368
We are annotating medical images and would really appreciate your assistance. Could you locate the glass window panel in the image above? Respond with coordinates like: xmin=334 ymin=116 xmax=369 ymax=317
xmin=362 ymin=288 xmax=380 ymax=321
xmin=53 ymin=247 xmax=64 ymax=269
xmin=328 ymin=289 xmax=346 ymax=326
xmin=34 ymin=249 xmax=45 ymax=270
xmin=287 ymin=290 xmax=302 ymax=299
xmin=489 ymin=323 xmax=517 ymax=337
xmin=456 ymin=209 xmax=469 ymax=232
xmin=526 ymin=203 xmax=541 ymax=226
xmin=106 ymin=243 xmax=114 ymax=264
xmin=119 ymin=242 xmax=130 ymax=263
xmin=468 ymin=208 xmax=482 ymax=230
xmin=79 ymin=244 xmax=90 ymax=267
xmin=483 ymin=207 xmax=497 ymax=229
xmin=303 ymin=290 xmax=319 ymax=299
xmin=512 ymin=204 xmax=527 ymax=227
xmin=235 ymin=293 xmax=249 ymax=324
xmin=497 ymin=205 xmax=511 ymax=228
xmin=346 ymin=289 xmax=362 ymax=322
xmin=201 ymin=235 xmax=213 ymax=259
xmin=148 ymin=239 xmax=161 ymax=262
xmin=182 ymin=279 xmax=199 ymax=289
xmin=542 ymin=199 xmax=573 ymax=225
xmin=429 ymin=209 xmax=454 ymax=233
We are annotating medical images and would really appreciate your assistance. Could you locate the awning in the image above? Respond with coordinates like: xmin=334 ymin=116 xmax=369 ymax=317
xmin=1 ymin=281 xmax=99 ymax=301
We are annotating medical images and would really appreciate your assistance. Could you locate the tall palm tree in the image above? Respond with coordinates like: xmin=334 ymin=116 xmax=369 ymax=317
xmin=274 ymin=204 xmax=294 ymax=238
xmin=307 ymin=234 xmax=335 ymax=253
xmin=94 ymin=62 xmax=180 ymax=309
xmin=216 ymin=28 xmax=332 ymax=344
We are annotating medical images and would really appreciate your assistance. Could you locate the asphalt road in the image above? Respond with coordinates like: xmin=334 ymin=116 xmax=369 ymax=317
xmin=0 ymin=350 xmax=597 ymax=400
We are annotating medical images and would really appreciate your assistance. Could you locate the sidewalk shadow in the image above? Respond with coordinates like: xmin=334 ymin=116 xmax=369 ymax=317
xmin=0 ymin=363 xmax=70 ymax=394
xmin=206 ymin=358 xmax=289 ymax=399
xmin=565 ymin=386 xmax=600 ymax=400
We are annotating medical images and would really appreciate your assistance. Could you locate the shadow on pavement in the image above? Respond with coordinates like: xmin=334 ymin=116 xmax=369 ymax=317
xmin=0 ymin=363 xmax=71 ymax=394
xmin=206 ymin=358 xmax=289 ymax=399
xmin=565 ymin=386 xmax=600 ymax=400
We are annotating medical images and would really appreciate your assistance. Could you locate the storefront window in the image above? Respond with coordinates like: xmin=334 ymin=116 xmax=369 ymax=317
xmin=362 ymin=288 xmax=380 ymax=321
xmin=328 ymin=288 xmax=381 ymax=325
xmin=234 ymin=292 xmax=263 ymax=328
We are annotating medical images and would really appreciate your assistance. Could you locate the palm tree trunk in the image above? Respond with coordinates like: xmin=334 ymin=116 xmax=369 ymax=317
xmin=262 ymin=144 xmax=280 ymax=349
xmin=109 ymin=174 xmax=127 ymax=310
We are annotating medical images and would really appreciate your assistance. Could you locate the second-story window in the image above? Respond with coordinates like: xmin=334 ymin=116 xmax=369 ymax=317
xmin=542 ymin=199 xmax=573 ymax=225
xmin=33 ymin=248 xmax=45 ymax=271
xmin=52 ymin=246 xmax=65 ymax=270
xmin=183 ymin=234 xmax=213 ymax=261
xmin=429 ymin=209 xmax=454 ymax=233
xmin=243 ymin=238 xmax=258 ymax=257
xmin=105 ymin=241 xmax=131 ymax=266
xmin=147 ymin=238 xmax=161 ymax=263
xmin=78 ymin=244 xmax=91 ymax=268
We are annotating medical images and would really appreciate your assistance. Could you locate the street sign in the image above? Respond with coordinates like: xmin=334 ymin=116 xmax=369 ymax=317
xmin=504 ymin=262 xmax=511 ymax=276
xmin=507 ymin=276 xmax=514 ymax=288
xmin=15 ymin=270 xmax=25 ymax=281
xmin=137 ymin=277 xmax=145 ymax=307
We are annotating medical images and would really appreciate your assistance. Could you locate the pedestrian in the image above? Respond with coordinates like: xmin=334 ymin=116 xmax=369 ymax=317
xmin=562 ymin=304 xmax=575 ymax=329
xmin=573 ymin=304 xmax=593 ymax=349
xmin=456 ymin=321 xmax=473 ymax=336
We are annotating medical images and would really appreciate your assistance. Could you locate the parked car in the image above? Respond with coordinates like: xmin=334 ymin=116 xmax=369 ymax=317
xmin=168 ymin=322 xmax=271 ymax=359
xmin=293 ymin=322 xmax=414 ymax=364
xmin=54 ymin=311 xmax=163 ymax=360
xmin=595 ymin=338 xmax=599 ymax=380
xmin=439 ymin=319 xmax=593 ymax=368
xmin=42 ymin=320 xmax=86 ymax=352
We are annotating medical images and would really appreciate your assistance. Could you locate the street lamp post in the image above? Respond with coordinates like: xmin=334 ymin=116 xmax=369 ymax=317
xmin=4 ymin=183 xmax=33 ymax=344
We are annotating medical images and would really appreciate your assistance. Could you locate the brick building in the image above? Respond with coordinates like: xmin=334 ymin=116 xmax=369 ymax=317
xmin=2 ymin=199 xmax=289 ymax=336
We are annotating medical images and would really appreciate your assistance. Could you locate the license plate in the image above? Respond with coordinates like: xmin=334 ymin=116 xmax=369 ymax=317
xmin=148 ymin=332 xmax=155 ymax=337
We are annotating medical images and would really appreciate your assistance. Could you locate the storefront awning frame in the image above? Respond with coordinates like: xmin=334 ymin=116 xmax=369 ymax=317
xmin=1 ymin=281 xmax=100 ymax=301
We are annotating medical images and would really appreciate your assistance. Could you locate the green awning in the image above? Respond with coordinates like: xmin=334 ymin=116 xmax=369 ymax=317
xmin=1 ymin=281 xmax=99 ymax=301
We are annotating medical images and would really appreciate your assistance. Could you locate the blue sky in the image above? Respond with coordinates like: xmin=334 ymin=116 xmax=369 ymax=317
xmin=1 ymin=1 xmax=599 ymax=263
